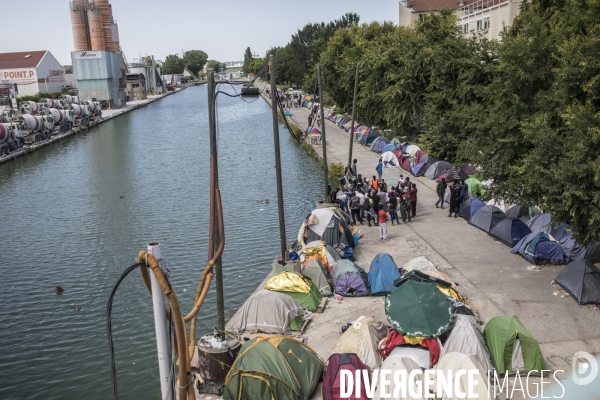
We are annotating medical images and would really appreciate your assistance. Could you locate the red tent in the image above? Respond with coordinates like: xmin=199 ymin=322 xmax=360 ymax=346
xmin=413 ymin=150 xmax=424 ymax=164
xmin=400 ymin=156 xmax=411 ymax=171
xmin=322 ymin=353 xmax=370 ymax=400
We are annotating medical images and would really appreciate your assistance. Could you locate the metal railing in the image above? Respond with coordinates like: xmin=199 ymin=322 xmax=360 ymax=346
xmin=457 ymin=0 xmax=508 ymax=16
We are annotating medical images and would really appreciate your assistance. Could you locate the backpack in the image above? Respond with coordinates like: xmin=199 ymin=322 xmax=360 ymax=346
xmin=350 ymin=197 xmax=360 ymax=209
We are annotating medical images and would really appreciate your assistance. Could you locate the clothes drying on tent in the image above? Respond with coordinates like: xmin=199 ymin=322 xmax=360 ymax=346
xmin=410 ymin=162 xmax=431 ymax=177
xmin=526 ymin=213 xmax=554 ymax=234
xmin=370 ymin=136 xmax=390 ymax=153
xmin=511 ymin=232 xmax=568 ymax=265
xmin=373 ymin=356 xmax=424 ymax=400
xmin=424 ymin=161 xmax=452 ymax=180
xmin=439 ymin=315 xmax=494 ymax=374
xmin=483 ymin=316 xmax=545 ymax=375
xmin=322 ymin=354 xmax=371 ymax=400
xmin=489 ymin=217 xmax=532 ymax=246
xmin=402 ymin=256 xmax=437 ymax=273
xmin=554 ymin=259 xmax=600 ymax=305
xmin=224 ymin=336 xmax=324 ymax=400
xmin=226 ymin=290 xmax=305 ymax=335
xmin=464 ymin=177 xmax=486 ymax=197
xmin=459 ymin=197 xmax=485 ymax=221
xmin=297 ymin=208 xmax=354 ymax=249
xmin=469 ymin=205 xmax=505 ymax=233
xmin=381 ymin=151 xmax=399 ymax=167
xmin=330 ymin=316 xmax=387 ymax=370
xmin=368 ymin=253 xmax=401 ymax=295
xmin=332 ymin=259 xmax=371 ymax=296
xmin=433 ymin=353 xmax=492 ymax=400
xmin=264 ymin=272 xmax=323 ymax=311
xmin=302 ymin=259 xmax=333 ymax=296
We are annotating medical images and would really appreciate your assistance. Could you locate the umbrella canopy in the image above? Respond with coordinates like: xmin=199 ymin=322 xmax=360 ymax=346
xmin=385 ymin=280 xmax=453 ymax=338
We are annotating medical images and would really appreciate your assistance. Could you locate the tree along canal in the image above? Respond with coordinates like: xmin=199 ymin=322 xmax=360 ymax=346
xmin=0 ymin=85 xmax=324 ymax=399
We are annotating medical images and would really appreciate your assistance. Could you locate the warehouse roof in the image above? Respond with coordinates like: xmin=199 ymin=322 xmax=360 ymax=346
xmin=0 ymin=51 xmax=47 ymax=70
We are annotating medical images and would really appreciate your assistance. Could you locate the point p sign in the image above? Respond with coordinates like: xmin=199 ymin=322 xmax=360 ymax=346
xmin=572 ymin=351 xmax=598 ymax=386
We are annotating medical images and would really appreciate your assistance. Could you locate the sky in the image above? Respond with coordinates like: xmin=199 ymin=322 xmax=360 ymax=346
xmin=2 ymin=0 xmax=400 ymax=66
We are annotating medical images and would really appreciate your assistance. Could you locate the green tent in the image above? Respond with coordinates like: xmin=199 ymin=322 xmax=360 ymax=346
xmin=264 ymin=272 xmax=323 ymax=311
xmin=224 ymin=336 xmax=324 ymax=400
xmin=483 ymin=316 xmax=546 ymax=374
xmin=464 ymin=177 xmax=487 ymax=197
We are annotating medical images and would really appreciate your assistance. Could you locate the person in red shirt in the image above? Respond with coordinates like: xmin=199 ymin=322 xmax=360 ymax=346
xmin=378 ymin=208 xmax=388 ymax=241
xmin=409 ymin=183 xmax=418 ymax=218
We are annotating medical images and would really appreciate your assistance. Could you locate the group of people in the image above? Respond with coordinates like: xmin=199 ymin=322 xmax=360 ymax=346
xmin=435 ymin=167 xmax=470 ymax=217
xmin=328 ymin=159 xmax=419 ymax=241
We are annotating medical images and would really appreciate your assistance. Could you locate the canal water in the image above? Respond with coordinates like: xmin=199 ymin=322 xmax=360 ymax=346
xmin=0 ymin=85 xmax=324 ymax=399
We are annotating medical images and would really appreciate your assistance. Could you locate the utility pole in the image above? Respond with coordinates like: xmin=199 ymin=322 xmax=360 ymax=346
xmin=317 ymin=64 xmax=328 ymax=202
xmin=269 ymin=55 xmax=287 ymax=261
xmin=348 ymin=63 xmax=359 ymax=171
xmin=207 ymin=71 xmax=225 ymax=336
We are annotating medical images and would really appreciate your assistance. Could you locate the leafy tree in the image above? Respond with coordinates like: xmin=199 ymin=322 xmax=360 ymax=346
xmin=242 ymin=47 xmax=253 ymax=73
xmin=183 ymin=50 xmax=208 ymax=75
xmin=162 ymin=54 xmax=185 ymax=74
xmin=206 ymin=60 xmax=224 ymax=72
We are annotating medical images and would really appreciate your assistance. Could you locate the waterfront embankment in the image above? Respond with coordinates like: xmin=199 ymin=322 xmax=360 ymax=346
xmin=0 ymin=86 xmax=188 ymax=165
xmin=219 ymin=81 xmax=600 ymax=400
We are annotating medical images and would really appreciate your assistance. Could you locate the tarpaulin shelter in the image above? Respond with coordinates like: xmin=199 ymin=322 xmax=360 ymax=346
xmin=526 ymin=213 xmax=554 ymax=234
xmin=439 ymin=315 xmax=494 ymax=374
xmin=459 ymin=197 xmax=485 ymax=221
xmin=464 ymin=178 xmax=486 ymax=197
xmin=386 ymin=280 xmax=453 ymax=338
xmin=511 ymin=232 xmax=568 ymax=265
xmin=373 ymin=356 xmax=424 ymax=400
xmin=554 ymin=259 xmax=600 ymax=305
xmin=381 ymin=151 xmax=399 ymax=167
xmin=433 ymin=353 xmax=492 ymax=400
xmin=424 ymin=161 xmax=452 ymax=180
xmin=264 ymin=272 xmax=322 ymax=311
xmin=358 ymin=129 xmax=379 ymax=145
xmin=368 ymin=253 xmax=401 ymax=295
xmin=302 ymin=259 xmax=332 ymax=296
xmin=370 ymin=136 xmax=390 ymax=153
xmin=227 ymin=290 xmax=305 ymax=334
xmin=330 ymin=316 xmax=387 ymax=370
xmin=332 ymin=259 xmax=370 ymax=297
xmin=297 ymin=208 xmax=354 ymax=249
xmin=483 ymin=316 xmax=546 ymax=374
xmin=322 ymin=354 xmax=370 ymax=400
xmin=469 ymin=205 xmax=505 ymax=232
xmin=410 ymin=162 xmax=431 ymax=177
xmin=402 ymin=256 xmax=437 ymax=273
xmin=224 ymin=336 xmax=324 ymax=400
xmin=489 ymin=217 xmax=532 ymax=246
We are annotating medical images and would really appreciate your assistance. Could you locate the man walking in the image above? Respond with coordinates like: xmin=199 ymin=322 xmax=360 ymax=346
xmin=378 ymin=207 xmax=388 ymax=241
xmin=435 ymin=178 xmax=447 ymax=209
xmin=409 ymin=183 xmax=418 ymax=218
xmin=376 ymin=159 xmax=383 ymax=181
xmin=351 ymin=159 xmax=358 ymax=177
xmin=449 ymin=181 xmax=462 ymax=218
xmin=389 ymin=188 xmax=400 ymax=225
xmin=349 ymin=192 xmax=363 ymax=225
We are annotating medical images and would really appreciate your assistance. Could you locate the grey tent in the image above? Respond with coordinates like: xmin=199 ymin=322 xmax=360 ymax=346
xmin=489 ymin=217 xmax=532 ymax=246
xmin=469 ymin=205 xmax=505 ymax=233
xmin=505 ymin=205 xmax=541 ymax=221
xmin=298 ymin=208 xmax=355 ymax=249
xmin=418 ymin=154 xmax=437 ymax=164
xmin=439 ymin=314 xmax=494 ymax=374
xmin=550 ymin=225 xmax=600 ymax=263
xmin=555 ymin=260 xmax=600 ymax=305
xmin=302 ymin=259 xmax=332 ymax=296
xmin=526 ymin=213 xmax=554 ymax=234
xmin=424 ymin=161 xmax=452 ymax=180
xmin=227 ymin=290 xmax=304 ymax=335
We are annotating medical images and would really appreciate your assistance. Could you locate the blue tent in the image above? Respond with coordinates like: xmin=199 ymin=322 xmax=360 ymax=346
xmin=459 ymin=198 xmax=485 ymax=221
xmin=511 ymin=232 xmax=569 ymax=265
xmin=367 ymin=253 xmax=401 ymax=295
xmin=401 ymin=143 xmax=410 ymax=152
xmin=410 ymin=162 xmax=430 ymax=177
xmin=359 ymin=129 xmax=380 ymax=146
xmin=489 ymin=217 xmax=532 ymax=246
xmin=370 ymin=137 xmax=390 ymax=153
xmin=381 ymin=144 xmax=398 ymax=154
xmin=550 ymin=224 xmax=600 ymax=263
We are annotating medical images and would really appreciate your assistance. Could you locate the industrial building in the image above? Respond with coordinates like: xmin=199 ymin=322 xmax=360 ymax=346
xmin=0 ymin=51 xmax=66 ymax=97
xmin=70 ymin=0 xmax=126 ymax=108
xmin=125 ymin=73 xmax=147 ymax=101
xmin=128 ymin=56 xmax=165 ymax=94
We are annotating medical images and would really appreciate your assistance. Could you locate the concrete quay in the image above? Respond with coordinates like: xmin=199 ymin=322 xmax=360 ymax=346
xmin=0 ymin=87 xmax=188 ymax=166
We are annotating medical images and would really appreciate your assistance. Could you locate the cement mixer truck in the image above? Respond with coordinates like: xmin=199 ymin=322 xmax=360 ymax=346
xmin=47 ymin=108 xmax=73 ymax=134
xmin=19 ymin=114 xmax=53 ymax=144
xmin=0 ymin=122 xmax=24 ymax=156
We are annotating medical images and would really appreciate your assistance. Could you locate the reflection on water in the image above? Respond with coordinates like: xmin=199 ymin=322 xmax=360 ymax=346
xmin=0 ymin=85 xmax=324 ymax=399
